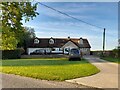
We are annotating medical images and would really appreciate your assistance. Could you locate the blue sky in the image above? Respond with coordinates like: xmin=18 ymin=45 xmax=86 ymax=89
xmin=22 ymin=2 xmax=118 ymax=50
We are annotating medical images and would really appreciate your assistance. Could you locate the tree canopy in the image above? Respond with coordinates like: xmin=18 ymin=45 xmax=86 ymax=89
xmin=17 ymin=26 xmax=36 ymax=47
xmin=1 ymin=2 xmax=39 ymax=50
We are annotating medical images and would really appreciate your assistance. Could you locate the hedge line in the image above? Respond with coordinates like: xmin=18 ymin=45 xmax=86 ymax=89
xmin=91 ymin=50 xmax=119 ymax=58
xmin=2 ymin=49 xmax=21 ymax=59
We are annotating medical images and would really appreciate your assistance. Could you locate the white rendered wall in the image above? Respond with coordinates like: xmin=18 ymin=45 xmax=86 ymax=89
xmin=27 ymin=48 xmax=51 ymax=55
xmin=80 ymin=48 xmax=90 ymax=55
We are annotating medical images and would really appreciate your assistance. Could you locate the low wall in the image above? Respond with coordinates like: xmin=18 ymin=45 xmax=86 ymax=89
xmin=2 ymin=50 xmax=21 ymax=59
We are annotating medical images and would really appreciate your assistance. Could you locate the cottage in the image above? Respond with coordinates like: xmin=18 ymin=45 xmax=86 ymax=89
xmin=26 ymin=37 xmax=91 ymax=55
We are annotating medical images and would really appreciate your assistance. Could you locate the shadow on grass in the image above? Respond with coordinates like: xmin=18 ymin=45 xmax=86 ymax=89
xmin=2 ymin=59 xmax=88 ymax=66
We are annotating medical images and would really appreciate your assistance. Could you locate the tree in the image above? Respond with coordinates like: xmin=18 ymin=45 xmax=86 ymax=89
xmin=0 ymin=28 xmax=1 ymax=50
xmin=2 ymin=27 xmax=18 ymax=50
xmin=24 ymin=27 xmax=36 ymax=39
xmin=112 ymin=45 xmax=120 ymax=58
xmin=1 ymin=2 xmax=39 ymax=50
xmin=118 ymin=39 xmax=120 ymax=48
xmin=17 ymin=26 xmax=36 ymax=47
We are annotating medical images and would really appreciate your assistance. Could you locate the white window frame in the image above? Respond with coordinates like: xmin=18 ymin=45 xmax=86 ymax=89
xmin=34 ymin=39 xmax=39 ymax=44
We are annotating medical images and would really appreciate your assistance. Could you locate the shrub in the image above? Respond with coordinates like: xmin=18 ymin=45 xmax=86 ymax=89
xmin=112 ymin=49 xmax=118 ymax=58
xmin=2 ymin=49 xmax=21 ymax=59
xmin=17 ymin=48 xmax=25 ymax=55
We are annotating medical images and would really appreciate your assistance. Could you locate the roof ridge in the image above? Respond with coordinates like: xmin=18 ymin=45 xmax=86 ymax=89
xmin=34 ymin=37 xmax=87 ymax=40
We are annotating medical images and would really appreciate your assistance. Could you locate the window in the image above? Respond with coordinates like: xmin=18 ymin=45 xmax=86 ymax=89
xmin=34 ymin=39 xmax=39 ymax=44
xmin=52 ymin=48 xmax=55 ymax=51
xmin=59 ymin=48 xmax=63 ymax=51
xmin=49 ymin=39 xmax=54 ymax=44
xmin=65 ymin=48 xmax=69 ymax=52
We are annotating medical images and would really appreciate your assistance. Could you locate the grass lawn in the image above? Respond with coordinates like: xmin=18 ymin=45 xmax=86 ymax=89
xmin=0 ymin=58 xmax=100 ymax=81
xmin=101 ymin=57 xmax=120 ymax=64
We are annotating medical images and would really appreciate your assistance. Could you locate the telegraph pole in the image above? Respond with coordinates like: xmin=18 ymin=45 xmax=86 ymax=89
xmin=103 ymin=28 xmax=106 ymax=56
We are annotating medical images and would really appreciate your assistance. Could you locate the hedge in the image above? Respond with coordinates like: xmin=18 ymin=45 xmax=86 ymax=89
xmin=91 ymin=50 xmax=119 ymax=58
xmin=2 ymin=49 xmax=21 ymax=59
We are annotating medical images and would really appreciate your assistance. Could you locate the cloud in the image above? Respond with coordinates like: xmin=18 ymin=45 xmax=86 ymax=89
xmin=24 ymin=21 xmax=117 ymax=37
xmin=35 ymin=31 xmax=69 ymax=38
xmin=22 ymin=2 xmax=118 ymax=50
xmin=37 ymin=2 xmax=96 ymax=20
xmin=37 ymin=21 xmax=103 ymax=33
xmin=34 ymin=0 xmax=119 ymax=2
xmin=51 ymin=3 xmax=97 ymax=13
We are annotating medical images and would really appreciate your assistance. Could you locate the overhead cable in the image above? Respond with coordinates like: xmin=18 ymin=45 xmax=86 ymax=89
xmin=38 ymin=2 xmax=104 ymax=29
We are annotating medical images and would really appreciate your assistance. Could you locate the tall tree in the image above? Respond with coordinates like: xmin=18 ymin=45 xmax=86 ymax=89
xmin=18 ymin=26 xmax=36 ymax=47
xmin=1 ymin=2 xmax=39 ymax=50
xmin=2 ymin=27 xmax=18 ymax=50
xmin=17 ymin=27 xmax=36 ymax=54
xmin=0 ymin=26 xmax=1 ymax=50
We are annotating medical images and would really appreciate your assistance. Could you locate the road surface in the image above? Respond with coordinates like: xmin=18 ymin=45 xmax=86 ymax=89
xmin=1 ymin=73 xmax=93 ymax=88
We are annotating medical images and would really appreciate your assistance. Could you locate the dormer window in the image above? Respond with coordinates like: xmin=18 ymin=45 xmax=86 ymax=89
xmin=68 ymin=36 xmax=70 ymax=40
xmin=34 ymin=39 xmax=39 ymax=44
xmin=49 ymin=38 xmax=54 ymax=44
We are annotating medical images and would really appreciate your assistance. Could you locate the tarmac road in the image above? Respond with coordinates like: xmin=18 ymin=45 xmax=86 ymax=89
xmin=1 ymin=73 xmax=91 ymax=88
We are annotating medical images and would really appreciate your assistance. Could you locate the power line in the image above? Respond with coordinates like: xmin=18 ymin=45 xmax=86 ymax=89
xmin=38 ymin=2 xmax=104 ymax=29
xmin=36 ymin=2 xmax=106 ymax=53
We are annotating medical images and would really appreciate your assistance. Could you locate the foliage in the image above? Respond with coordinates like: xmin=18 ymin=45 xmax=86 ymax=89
xmin=2 ymin=27 xmax=18 ymax=50
xmin=17 ymin=27 xmax=36 ymax=47
xmin=2 ymin=2 xmax=39 ymax=31
xmin=17 ymin=48 xmax=25 ymax=55
xmin=1 ymin=58 xmax=100 ymax=81
xmin=24 ymin=27 xmax=36 ymax=39
xmin=1 ymin=2 xmax=38 ymax=50
xmin=2 ymin=49 xmax=21 ymax=59
xmin=112 ymin=46 xmax=120 ymax=58
xmin=100 ymin=46 xmax=120 ymax=63
xmin=112 ymin=49 xmax=118 ymax=58
xmin=0 ymin=32 xmax=1 ymax=50
xmin=0 ymin=25 xmax=2 ymax=49
xmin=118 ymin=46 xmax=120 ymax=58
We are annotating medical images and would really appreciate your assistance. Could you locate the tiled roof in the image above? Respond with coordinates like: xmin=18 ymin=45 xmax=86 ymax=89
xmin=27 ymin=38 xmax=91 ymax=48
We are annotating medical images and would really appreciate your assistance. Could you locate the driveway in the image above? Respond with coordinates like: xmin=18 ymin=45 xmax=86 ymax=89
xmin=1 ymin=73 xmax=92 ymax=88
xmin=66 ymin=55 xmax=119 ymax=88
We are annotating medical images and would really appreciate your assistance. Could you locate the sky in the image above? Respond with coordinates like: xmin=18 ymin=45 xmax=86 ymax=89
xmin=22 ymin=2 xmax=118 ymax=51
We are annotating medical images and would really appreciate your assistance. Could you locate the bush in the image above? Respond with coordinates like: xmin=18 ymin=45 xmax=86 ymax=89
xmin=112 ymin=49 xmax=118 ymax=58
xmin=2 ymin=49 xmax=21 ymax=59
xmin=17 ymin=48 xmax=25 ymax=55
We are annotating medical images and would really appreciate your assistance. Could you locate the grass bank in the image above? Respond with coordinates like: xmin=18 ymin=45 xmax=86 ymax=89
xmin=101 ymin=57 xmax=119 ymax=64
xmin=0 ymin=58 xmax=100 ymax=81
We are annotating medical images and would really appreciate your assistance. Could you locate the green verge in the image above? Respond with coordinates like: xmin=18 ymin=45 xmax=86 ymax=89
xmin=101 ymin=57 xmax=120 ymax=64
xmin=0 ymin=58 xmax=100 ymax=81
